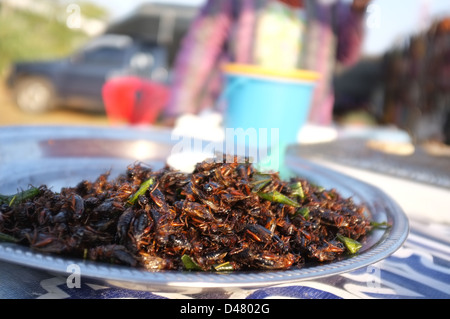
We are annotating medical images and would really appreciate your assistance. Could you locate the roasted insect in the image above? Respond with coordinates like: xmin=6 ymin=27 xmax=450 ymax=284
xmin=0 ymin=157 xmax=373 ymax=271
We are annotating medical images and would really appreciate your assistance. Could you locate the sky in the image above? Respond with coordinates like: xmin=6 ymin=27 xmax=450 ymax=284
xmin=361 ymin=0 xmax=450 ymax=55
xmin=90 ymin=0 xmax=450 ymax=56
xmin=91 ymin=0 xmax=205 ymax=19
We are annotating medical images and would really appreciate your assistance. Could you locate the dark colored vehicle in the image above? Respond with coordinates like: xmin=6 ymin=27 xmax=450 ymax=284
xmin=6 ymin=3 xmax=198 ymax=113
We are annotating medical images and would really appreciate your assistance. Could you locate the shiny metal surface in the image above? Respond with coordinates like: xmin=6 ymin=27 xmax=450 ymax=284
xmin=0 ymin=126 xmax=409 ymax=290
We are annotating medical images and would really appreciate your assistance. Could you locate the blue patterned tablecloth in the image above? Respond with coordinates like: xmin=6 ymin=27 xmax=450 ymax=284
xmin=1 ymin=217 xmax=448 ymax=299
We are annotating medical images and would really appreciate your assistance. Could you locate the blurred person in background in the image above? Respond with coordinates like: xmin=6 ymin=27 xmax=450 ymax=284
xmin=381 ymin=16 xmax=450 ymax=145
xmin=163 ymin=0 xmax=371 ymax=127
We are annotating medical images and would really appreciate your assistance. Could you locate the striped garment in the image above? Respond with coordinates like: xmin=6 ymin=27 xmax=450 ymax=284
xmin=166 ymin=0 xmax=367 ymax=125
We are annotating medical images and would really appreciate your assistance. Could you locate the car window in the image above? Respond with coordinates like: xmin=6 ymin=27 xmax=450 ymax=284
xmin=81 ymin=46 xmax=126 ymax=66
xmin=130 ymin=43 xmax=169 ymax=82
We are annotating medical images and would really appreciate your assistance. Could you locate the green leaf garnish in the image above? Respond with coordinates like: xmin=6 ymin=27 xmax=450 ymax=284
xmin=181 ymin=254 xmax=202 ymax=271
xmin=295 ymin=207 xmax=310 ymax=219
xmin=213 ymin=261 xmax=234 ymax=272
xmin=290 ymin=181 xmax=305 ymax=200
xmin=0 ymin=232 xmax=19 ymax=243
xmin=127 ymin=178 xmax=154 ymax=205
xmin=0 ymin=187 xmax=41 ymax=206
xmin=370 ymin=221 xmax=391 ymax=229
xmin=258 ymin=191 xmax=300 ymax=207
xmin=250 ymin=173 xmax=272 ymax=192
xmin=337 ymin=234 xmax=362 ymax=254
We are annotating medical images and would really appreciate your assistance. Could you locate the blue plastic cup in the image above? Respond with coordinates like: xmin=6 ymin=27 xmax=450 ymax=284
xmin=220 ymin=63 xmax=319 ymax=175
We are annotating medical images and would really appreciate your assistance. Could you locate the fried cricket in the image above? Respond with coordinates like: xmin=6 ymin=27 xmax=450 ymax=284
xmin=0 ymin=157 xmax=372 ymax=271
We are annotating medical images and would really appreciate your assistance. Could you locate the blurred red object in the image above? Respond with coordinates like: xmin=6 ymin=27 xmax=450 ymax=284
xmin=102 ymin=76 xmax=169 ymax=125
xmin=278 ymin=0 xmax=304 ymax=8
